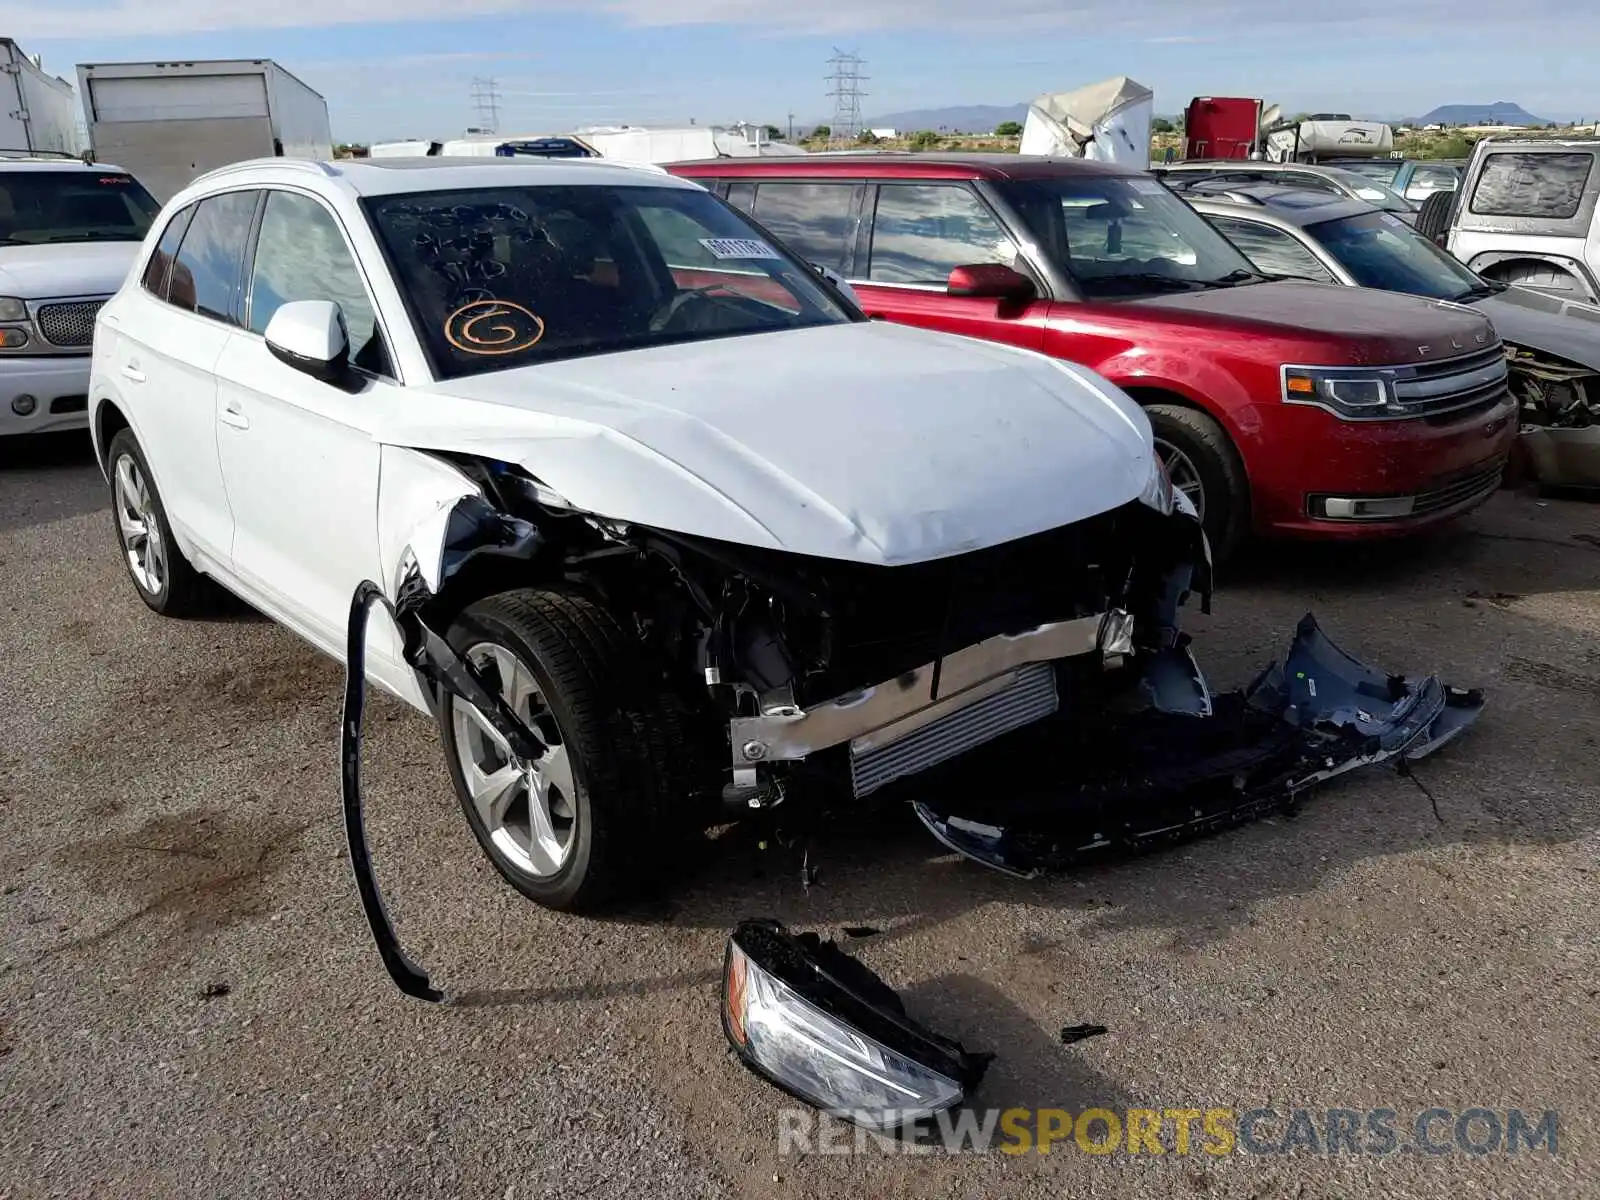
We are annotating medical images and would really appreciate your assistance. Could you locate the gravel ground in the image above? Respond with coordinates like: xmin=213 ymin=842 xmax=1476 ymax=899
xmin=1 ymin=431 xmax=1596 ymax=1199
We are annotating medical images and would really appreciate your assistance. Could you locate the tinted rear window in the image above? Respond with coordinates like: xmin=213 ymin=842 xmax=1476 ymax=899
xmin=168 ymin=191 xmax=259 ymax=322
xmin=1469 ymin=152 xmax=1594 ymax=219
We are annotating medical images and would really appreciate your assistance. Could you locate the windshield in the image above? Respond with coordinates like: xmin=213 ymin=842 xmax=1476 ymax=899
xmin=362 ymin=183 xmax=855 ymax=377
xmin=1331 ymin=159 xmax=1404 ymax=186
xmin=1317 ymin=165 xmax=1416 ymax=214
xmin=996 ymin=175 xmax=1263 ymax=300
xmin=1309 ymin=210 xmax=1485 ymax=300
xmin=0 ymin=169 xmax=160 ymax=244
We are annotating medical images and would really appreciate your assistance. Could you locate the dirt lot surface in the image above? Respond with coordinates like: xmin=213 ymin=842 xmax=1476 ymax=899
xmin=2 ymin=432 xmax=1596 ymax=1199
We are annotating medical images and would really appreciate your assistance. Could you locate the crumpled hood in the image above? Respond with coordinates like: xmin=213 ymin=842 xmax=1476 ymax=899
xmin=1472 ymin=287 xmax=1600 ymax=370
xmin=0 ymin=241 xmax=141 ymax=298
xmin=380 ymin=320 xmax=1156 ymax=566
xmin=1139 ymin=279 xmax=1499 ymax=367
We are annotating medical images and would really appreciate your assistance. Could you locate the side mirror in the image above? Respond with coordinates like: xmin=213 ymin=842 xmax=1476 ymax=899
xmin=946 ymin=263 xmax=1036 ymax=301
xmin=264 ymin=299 xmax=350 ymax=383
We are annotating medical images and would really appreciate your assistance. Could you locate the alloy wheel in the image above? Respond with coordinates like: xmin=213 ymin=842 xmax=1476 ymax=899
xmin=113 ymin=452 xmax=167 ymax=596
xmin=450 ymin=643 xmax=577 ymax=878
xmin=1153 ymin=437 xmax=1206 ymax=521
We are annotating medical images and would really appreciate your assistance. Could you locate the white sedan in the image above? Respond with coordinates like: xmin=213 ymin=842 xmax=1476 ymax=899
xmin=90 ymin=155 xmax=1206 ymax=912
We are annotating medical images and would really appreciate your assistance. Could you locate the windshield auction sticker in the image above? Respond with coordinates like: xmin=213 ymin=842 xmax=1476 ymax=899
xmin=698 ymin=238 xmax=782 ymax=261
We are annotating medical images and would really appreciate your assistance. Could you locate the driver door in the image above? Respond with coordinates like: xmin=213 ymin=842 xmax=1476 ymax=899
xmin=212 ymin=187 xmax=401 ymax=668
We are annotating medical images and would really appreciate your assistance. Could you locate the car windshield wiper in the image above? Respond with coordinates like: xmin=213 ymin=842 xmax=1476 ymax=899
xmin=43 ymin=231 xmax=143 ymax=243
xmin=1198 ymin=268 xmax=1268 ymax=288
xmin=1086 ymin=273 xmax=1212 ymax=295
xmin=1451 ymin=281 xmax=1506 ymax=302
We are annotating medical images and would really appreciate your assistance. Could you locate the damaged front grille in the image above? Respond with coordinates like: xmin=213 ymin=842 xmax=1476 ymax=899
xmin=848 ymin=662 xmax=1060 ymax=797
xmin=785 ymin=506 xmax=1142 ymax=702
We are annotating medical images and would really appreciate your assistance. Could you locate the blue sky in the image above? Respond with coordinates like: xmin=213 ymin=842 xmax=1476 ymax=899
xmin=8 ymin=1 xmax=1594 ymax=143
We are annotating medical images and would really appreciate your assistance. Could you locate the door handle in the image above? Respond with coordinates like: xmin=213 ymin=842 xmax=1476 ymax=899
xmin=219 ymin=401 xmax=250 ymax=430
xmin=120 ymin=362 xmax=144 ymax=383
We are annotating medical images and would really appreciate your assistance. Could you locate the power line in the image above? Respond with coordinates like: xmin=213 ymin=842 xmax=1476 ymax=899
xmin=470 ymin=77 xmax=502 ymax=134
xmin=824 ymin=49 xmax=868 ymax=147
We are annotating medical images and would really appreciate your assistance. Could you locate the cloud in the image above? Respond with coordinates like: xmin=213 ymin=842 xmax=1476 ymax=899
xmin=3 ymin=0 xmax=1591 ymax=39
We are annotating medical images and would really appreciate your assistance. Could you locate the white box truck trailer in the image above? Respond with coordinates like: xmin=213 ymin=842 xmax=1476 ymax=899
xmin=0 ymin=39 xmax=85 ymax=157
xmin=76 ymin=59 xmax=332 ymax=202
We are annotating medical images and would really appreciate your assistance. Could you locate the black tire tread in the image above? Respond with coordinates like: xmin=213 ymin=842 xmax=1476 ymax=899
xmin=446 ymin=587 xmax=675 ymax=911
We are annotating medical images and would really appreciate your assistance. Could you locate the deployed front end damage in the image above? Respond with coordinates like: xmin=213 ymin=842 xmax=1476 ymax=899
xmin=911 ymin=614 xmax=1485 ymax=878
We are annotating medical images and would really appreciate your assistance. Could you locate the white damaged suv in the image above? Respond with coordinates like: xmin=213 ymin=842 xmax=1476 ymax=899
xmin=90 ymin=156 xmax=1210 ymax=911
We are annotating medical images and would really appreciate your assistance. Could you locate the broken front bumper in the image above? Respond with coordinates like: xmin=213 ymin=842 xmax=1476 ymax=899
xmin=911 ymin=613 xmax=1486 ymax=878
xmin=728 ymin=609 xmax=1138 ymax=799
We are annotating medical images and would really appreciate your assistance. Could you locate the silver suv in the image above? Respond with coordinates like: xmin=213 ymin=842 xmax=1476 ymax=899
xmin=1447 ymin=137 xmax=1600 ymax=304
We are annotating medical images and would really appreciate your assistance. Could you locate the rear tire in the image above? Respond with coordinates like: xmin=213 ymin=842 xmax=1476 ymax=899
xmin=1144 ymin=403 xmax=1249 ymax=563
xmin=438 ymin=588 xmax=676 ymax=913
xmin=106 ymin=428 xmax=213 ymax=617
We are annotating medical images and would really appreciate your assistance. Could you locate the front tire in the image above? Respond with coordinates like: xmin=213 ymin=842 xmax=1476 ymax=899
xmin=106 ymin=428 xmax=212 ymax=617
xmin=1145 ymin=403 xmax=1250 ymax=563
xmin=438 ymin=589 xmax=672 ymax=913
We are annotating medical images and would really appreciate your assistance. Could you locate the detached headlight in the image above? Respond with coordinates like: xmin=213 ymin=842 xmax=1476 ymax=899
xmin=0 ymin=296 xmax=27 ymax=322
xmin=1283 ymin=368 xmax=1397 ymax=419
xmin=723 ymin=919 xmax=990 ymax=1132
xmin=1138 ymin=450 xmax=1176 ymax=515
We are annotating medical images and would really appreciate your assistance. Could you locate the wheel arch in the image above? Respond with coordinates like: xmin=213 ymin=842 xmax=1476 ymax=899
xmin=1468 ymin=253 xmax=1600 ymax=302
xmin=1121 ymin=384 xmax=1255 ymax=551
xmin=92 ymin=397 xmax=131 ymax=478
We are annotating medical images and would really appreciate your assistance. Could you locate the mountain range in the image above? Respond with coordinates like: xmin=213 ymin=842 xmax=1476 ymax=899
xmin=1405 ymin=102 xmax=1554 ymax=126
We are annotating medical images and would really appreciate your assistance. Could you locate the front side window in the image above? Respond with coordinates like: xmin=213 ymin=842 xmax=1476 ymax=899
xmin=1337 ymin=159 xmax=1404 ymax=186
xmin=1308 ymin=210 xmax=1484 ymax=300
xmin=998 ymin=175 xmax=1260 ymax=300
xmin=140 ymin=203 xmax=195 ymax=299
xmin=0 ymin=170 xmax=161 ymax=246
xmin=362 ymin=183 xmax=854 ymax=379
xmin=1317 ymin=167 xmax=1416 ymax=214
xmin=867 ymin=184 xmax=1019 ymax=285
xmin=1469 ymin=152 xmax=1594 ymax=219
xmin=747 ymin=182 xmax=858 ymax=272
xmin=1406 ymin=164 xmax=1460 ymax=196
xmin=248 ymin=190 xmax=388 ymax=373
xmin=1206 ymin=216 xmax=1337 ymax=283
xmin=168 ymin=191 xmax=259 ymax=322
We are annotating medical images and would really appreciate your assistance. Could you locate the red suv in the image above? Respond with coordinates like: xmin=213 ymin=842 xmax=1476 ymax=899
xmin=668 ymin=154 xmax=1517 ymax=558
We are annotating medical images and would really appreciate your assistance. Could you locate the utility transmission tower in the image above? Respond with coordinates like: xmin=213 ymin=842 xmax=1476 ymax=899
xmin=824 ymin=49 xmax=868 ymax=147
xmin=469 ymin=77 xmax=502 ymax=135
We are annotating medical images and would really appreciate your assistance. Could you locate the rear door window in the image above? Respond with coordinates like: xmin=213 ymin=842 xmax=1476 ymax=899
xmin=866 ymin=184 xmax=1019 ymax=285
xmin=1206 ymin=215 xmax=1337 ymax=282
xmin=1469 ymin=152 xmax=1594 ymax=218
xmin=140 ymin=203 xmax=196 ymax=300
xmin=168 ymin=191 xmax=260 ymax=323
xmin=725 ymin=182 xmax=755 ymax=213
xmin=747 ymin=182 xmax=858 ymax=273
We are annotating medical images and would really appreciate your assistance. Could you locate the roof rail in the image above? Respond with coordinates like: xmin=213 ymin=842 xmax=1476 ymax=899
xmin=188 ymin=157 xmax=341 ymax=188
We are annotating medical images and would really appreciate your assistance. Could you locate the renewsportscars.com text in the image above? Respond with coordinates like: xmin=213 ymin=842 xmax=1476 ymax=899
xmin=778 ymin=1106 xmax=1561 ymax=1157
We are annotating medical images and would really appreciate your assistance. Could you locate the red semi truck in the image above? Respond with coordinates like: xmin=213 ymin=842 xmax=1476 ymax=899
xmin=1183 ymin=97 xmax=1264 ymax=161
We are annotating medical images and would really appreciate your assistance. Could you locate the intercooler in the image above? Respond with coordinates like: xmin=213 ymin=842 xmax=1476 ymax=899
xmin=847 ymin=662 xmax=1060 ymax=798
